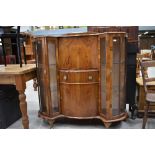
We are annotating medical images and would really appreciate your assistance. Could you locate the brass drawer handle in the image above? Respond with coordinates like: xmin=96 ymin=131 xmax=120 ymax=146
xmin=44 ymin=69 xmax=47 ymax=75
xmin=88 ymin=75 xmax=93 ymax=80
xmin=63 ymin=75 xmax=67 ymax=81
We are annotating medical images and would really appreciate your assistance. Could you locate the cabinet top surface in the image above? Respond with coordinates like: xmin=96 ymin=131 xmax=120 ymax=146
xmin=0 ymin=64 xmax=36 ymax=75
xmin=34 ymin=32 xmax=126 ymax=38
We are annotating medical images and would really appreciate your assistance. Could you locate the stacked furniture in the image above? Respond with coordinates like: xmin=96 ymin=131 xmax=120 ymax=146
xmin=0 ymin=27 xmax=36 ymax=129
xmin=21 ymin=32 xmax=35 ymax=62
xmin=0 ymin=26 xmax=27 ymax=66
xmin=34 ymin=32 xmax=128 ymax=128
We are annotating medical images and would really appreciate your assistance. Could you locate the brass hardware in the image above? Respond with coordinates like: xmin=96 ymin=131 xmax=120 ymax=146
xmin=88 ymin=75 xmax=93 ymax=80
xmin=63 ymin=75 xmax=67 ymax=80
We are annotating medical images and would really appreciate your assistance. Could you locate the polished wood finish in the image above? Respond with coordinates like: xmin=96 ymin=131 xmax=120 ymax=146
xmin=35 ymin=32 xmax=127 ymax=128
xmin=58 ymin=36 xmax=99 ymax=69
xmin=0 ymin=64 xmax=36 ymax=128
xmin=60 ymin=84 xmax=99 ymax=117
xmin=59 ymin=70 xmax=99 ymax=83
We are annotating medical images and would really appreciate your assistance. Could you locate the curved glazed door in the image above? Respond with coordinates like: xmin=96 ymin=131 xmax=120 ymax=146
xmin=36 ymin=37 xmax=59 ymax=116
xmin=100 ymin=33 xmax=126 ymax=119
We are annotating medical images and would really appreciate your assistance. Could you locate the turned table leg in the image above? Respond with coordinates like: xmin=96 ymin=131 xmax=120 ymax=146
xmin=16 ymin=75 xmax=29 ymax=129
xmin=18 ymin=90 xmax=29 ymax=129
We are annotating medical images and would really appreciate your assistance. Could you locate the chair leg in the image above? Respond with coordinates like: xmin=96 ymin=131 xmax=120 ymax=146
xmin=23 ymin=44 xmax=27 ymax=65
xmin=1 ymin=38 xmax=7 ymax=66
xmin=16 ymin=26 xmax=22 ymax=67
xmin=142 ymin=102 xmax=150 ymax=129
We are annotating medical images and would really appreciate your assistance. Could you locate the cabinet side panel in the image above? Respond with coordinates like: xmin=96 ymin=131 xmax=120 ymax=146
xmin=100 ymin=37 xmax=106 ymax=115
xmin=36 ymin=38 xmax=48 ymax=113
xmin=112 ymin=36 xmax=126 ymax=115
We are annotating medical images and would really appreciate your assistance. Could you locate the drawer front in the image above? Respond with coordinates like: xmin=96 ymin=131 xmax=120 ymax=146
xmin=59 ymin=70 xmax=99 ymax=83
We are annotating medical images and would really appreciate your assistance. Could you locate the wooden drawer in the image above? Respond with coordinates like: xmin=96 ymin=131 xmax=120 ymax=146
xmin=59 ymin=70 xmax=99 ymax=84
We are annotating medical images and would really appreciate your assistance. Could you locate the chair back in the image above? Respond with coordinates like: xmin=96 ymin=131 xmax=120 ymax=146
xmin=140 ymin=60 xmax=155 ymax=93
xmin=0 ymin=26 xmax=26 ymax=67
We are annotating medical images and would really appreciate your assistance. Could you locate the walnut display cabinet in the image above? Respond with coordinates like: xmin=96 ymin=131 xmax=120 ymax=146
xmin=34 ymin=32 xmax=128 ymax=128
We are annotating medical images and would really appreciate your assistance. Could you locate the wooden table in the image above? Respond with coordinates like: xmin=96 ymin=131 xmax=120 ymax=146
xmin=0 ymin=64 xmax=37 ymax=128
xmin=136 ymin=77 xmax=155 ymax=117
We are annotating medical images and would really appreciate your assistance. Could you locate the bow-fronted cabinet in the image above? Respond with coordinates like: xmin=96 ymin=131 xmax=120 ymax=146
xmin=34 ymin=32 xmax=128 ymax=128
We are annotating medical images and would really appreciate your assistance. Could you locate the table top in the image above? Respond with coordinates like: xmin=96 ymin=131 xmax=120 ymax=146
xmin=136 ymin=77 xmax=155 ymax=86
xmin=142 ymin=58 xmax=152 ymax=61
xmin=0 ymin=64 xmax=36 ymax=75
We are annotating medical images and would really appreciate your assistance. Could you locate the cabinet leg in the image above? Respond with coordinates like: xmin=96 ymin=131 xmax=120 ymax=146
xmin=104 ymin=122 xmax=112 ymax=128
xmin=123 ymin=114 xmax=129 ymax=122
xmin=48 ymin=120 xmax=55 ymax=129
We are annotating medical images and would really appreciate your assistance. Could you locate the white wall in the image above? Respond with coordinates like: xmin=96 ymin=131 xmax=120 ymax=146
xmin=20 ymin=26 xmax=32 ymax=32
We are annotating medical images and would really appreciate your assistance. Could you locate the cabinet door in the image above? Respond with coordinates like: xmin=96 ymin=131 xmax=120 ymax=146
xmin=100 ymin=34 xmax=126 ymax=117
xmin=60 ymin=84 xmax=99 ymax=117
xmin=58 ymin=36 xmax=99 ymax=69
xmin=60 ymin=70 xmax=99 ymax=117
xmin=112 ymin=36 xmax=126 ymax=115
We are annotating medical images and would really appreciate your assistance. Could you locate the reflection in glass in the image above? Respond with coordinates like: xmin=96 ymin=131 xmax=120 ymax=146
xmin=48 ymin=40 xmax=59 ymax=113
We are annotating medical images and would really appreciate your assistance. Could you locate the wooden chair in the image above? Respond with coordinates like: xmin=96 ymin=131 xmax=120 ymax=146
xmin=136 ymin=53 xmax=144 ymax=78
xmin=140 ymin=60 xmax=155 ymax=128
xmin=0 ymin=26 xmax=27 ymax=67
xmin=151 ymin=45 xmax=155 ymax=60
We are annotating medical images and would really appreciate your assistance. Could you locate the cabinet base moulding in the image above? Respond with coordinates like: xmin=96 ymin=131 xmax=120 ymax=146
xmin=38 ymin=111 xmax=128 ymax=128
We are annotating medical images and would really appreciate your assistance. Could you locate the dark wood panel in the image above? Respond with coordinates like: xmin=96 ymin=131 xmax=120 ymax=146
xmin=140 ymin=37 xmax=155 ymax=49
xmin=88 ymin=26 xmax=138 ymax=42
xmin=88 ymin=26 xmax=121 ymax=33
xmin=120 ymin=26 xmax=138 ymax=41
